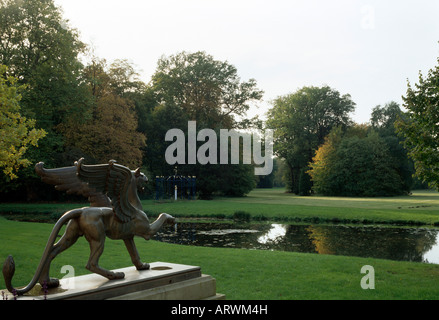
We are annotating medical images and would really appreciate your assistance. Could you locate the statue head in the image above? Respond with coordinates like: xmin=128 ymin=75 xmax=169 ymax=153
xmin=134 ymin=168 xmax=148 ymax=191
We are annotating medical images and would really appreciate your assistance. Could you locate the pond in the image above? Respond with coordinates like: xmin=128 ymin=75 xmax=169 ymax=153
xmin=153 ymin=222 xmax=439 ymax=264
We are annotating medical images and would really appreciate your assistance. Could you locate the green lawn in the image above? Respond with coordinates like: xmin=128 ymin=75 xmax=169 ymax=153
xmin=2 ymin=188 xmax=439 ymax=299
xmin=142 ymin=188 xmax=439 ymax=225
xmin=1 ymin=216 xmax=439 ymax=300
xmin=2 ymin=188 xmax=439 ymax=226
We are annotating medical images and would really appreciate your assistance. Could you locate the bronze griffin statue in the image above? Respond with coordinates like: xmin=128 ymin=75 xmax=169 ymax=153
xmin=2 ymin=158 xmax=175 ymax=296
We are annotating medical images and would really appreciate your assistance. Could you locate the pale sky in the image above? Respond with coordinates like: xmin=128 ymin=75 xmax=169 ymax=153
xmin=54 ymin=0 xmax=439 ymax=123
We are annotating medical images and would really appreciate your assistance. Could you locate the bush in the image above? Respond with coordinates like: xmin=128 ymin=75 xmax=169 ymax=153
xmin=233 ymin=211 xmax=251 ymax=222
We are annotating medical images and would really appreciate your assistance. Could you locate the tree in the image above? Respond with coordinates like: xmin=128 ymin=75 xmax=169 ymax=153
xmin=332 ymin=133 xmax=403 ymax=196
xmin=0 ymin=0 xmax=88 ymax=167
xmin=151 ymin=51 xmax=263 ymax=129
xmin=145 ymin=51 xmax=263 ymax=198
xmin=143 ymin=103 xmax=187 ymax=176
xmin=144 ymin=104 xmax=257 ymax=198
xmin=298 ymin=166 xmax=312 ymax=196
xmin=307 ymin=126 xmax=343 ymax=195
xmin=107 ymin=59 xmax=146 ymax=98
xmin=266 ymin=86 xmax=355 ymax=194
xmin=60 ymin=58 xmax=146 ymax=169
xmin=0 ymin=65 xmax=46 ymax=179
xmin=308 ymin=126 xmax=407 ymax=197
xmin=61 ymin=93 xmax=146 ymax=168
xmin=372 ymin=101 xmax=414 ymax=192
xmin=371 ymin=101 xmax=404 ymax=134
xmin=396 ymin=57 xmax=439 ymax=190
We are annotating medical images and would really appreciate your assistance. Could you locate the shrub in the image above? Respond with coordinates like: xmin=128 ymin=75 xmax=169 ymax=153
xmin=233 ymin=211 xmax=251 ymax=222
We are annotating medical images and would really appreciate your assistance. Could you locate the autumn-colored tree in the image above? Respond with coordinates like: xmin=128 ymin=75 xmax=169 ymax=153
xmin=60 ymin=58 xmax=146 ymax=168
xmin=307 ymin=127 xmax=343 ymax=195
xmin=62 ymin=93 xmax=145 ymax=168
xmin=0 ymin=65 xmax=46 ymax=179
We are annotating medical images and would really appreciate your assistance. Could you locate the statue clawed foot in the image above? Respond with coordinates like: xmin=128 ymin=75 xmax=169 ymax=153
xmin=106 ymin=271 xmax=125 ymax=280
xmin=42 ymin=277 xmax=60 ymax=288
xmin=135 ymin=262 xmax=150 ymax=271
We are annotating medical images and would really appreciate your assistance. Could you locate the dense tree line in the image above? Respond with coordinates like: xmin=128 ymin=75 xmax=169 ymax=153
xmin=0 ymin=0 xmax=263 ymax=200
xmin=1 ymin=0 xmax=437 ymax=201
xmin=267 ymin=90 xmax=420 ymax=197
xmin=266 ymin=55 xmax=439 ymax=196
xmin=308 ymin=113 xmax=412 ymax=197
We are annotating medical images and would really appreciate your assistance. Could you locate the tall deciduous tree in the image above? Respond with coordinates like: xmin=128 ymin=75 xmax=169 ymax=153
xmin=62 ymin=93 xmax=145 ymax=168
xmin=372 ymin=101 xmax=414 ymax=192
xmin=60 ymin=57 xmax=146 ymax=169
xmin=108 ymin=59 xmax=145 ymax=98
xmin=151 ymin=51 xmax=263 ymax=129
xmin=266 ymin=86 xmax=355 ymax=194
xmin=396 ymin=57 xmax=439 ymax=190
xmin=0 ymin=0 xmax=88 ymax=166
xmin=146 ymin=51 xmax=263 ymax=198
xmin=371 ymin=101 xmax=404 ymax=133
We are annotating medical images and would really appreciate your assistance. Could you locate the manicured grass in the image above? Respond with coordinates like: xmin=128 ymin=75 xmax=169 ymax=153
xmin=142 ymin=189 xmax=439 ymax=226
xmin=2 ymin=189 xmax=439 ymax=226
xmin=2 ymin=189 xmax=439 ymax=299
xmin=1 ymin=216 xmax=439 ymax=300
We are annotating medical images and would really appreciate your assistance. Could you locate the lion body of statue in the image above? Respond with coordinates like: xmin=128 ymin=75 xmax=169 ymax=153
xmin=2 ymin=159 xmax=175 ymax=296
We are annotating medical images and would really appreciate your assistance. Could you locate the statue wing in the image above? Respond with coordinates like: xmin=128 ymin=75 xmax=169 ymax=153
xmin=35 ymin=159 xmax=111 ymax=208
xmin=76 ymin=159 xmax=137 ymax=223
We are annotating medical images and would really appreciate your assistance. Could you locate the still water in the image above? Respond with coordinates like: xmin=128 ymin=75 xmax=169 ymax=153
xmin=154 ymin=222 xmax=439 ymax=264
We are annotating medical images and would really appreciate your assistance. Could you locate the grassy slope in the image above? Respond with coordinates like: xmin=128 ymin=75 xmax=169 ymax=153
xmin=1 ymin=216 xmax=439 ymax=300
xmin=2 ymin=189 xmax=439 ymax=299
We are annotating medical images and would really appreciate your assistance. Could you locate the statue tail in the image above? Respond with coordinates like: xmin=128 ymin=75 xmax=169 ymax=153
xmin=2 ymin=208 xmax=83 ymax=296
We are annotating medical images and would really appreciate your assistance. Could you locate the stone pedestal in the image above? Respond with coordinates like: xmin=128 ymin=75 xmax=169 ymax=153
xmin=2 ymin=262 xmax=225 ymax=300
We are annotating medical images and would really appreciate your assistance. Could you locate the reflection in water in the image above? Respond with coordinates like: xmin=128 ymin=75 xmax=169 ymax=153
xmin=422 ymin=233 xmax=439 ymax=264
xmin=154 ymin=222 xmax=439 ymax=264
xmin=306 ymin=226 xmax=335 ymax=255
xmin=257 ymin=224 xmax=287 ymax=244
xmin=305 ymin=225 xmax=438 ymax=263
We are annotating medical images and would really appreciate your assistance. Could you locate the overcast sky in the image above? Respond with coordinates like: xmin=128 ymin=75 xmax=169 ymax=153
xmin=54 ymin=0 xmax=439 ymax=123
